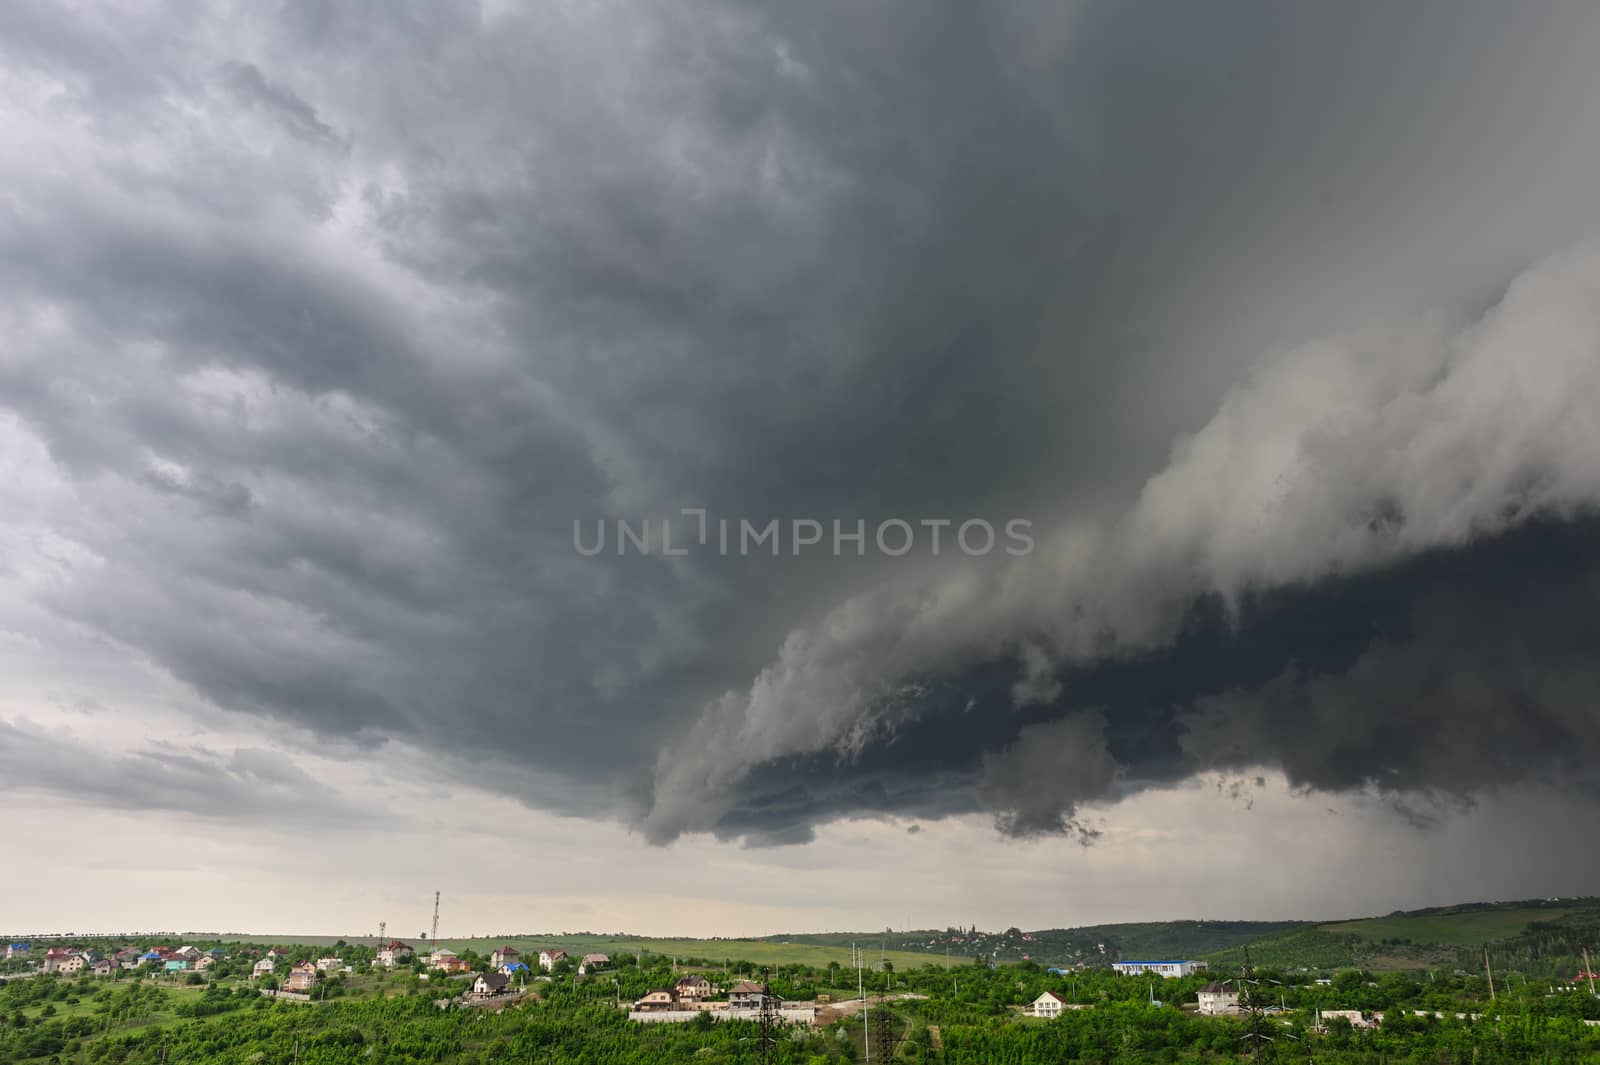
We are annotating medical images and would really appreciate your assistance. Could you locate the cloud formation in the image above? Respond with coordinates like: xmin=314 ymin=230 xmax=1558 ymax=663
xmin=2 ymin=0 xmax=1599 ymax=888
xmin=647 ymin=248 xmax=1600 ymax=840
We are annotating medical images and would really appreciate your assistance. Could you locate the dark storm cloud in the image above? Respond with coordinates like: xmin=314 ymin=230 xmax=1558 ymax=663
xmin=220 ymin=62 xmax=341 ymax=146
xmin=4 ymin=0 xmax=1600 ymax=856
xmin=1180 ymin=517 xmax=1600 ymax=804
xmin=0 ymin=720 xmax=370 ymax=826
xmin=702 ymin=517 xmax=1600 ymax=840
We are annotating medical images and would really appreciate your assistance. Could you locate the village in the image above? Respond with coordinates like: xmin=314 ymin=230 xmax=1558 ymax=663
xmin=6 ymin=928 xmax=1600 ymax=1065
xmin=5 ymin=937 xmax=832 ymax=1023
xmin=8 ymin=932 xmax=1599 ymax=1041
xmin=1 ymin=939 xmax=1260 ymax=1026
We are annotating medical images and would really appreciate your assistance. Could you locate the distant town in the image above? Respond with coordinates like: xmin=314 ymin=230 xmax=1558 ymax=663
xmin=0 ymin=933 xmax=1390 ymax=1027
xmin=4 ymin=900 xmax=1600 ymax=1063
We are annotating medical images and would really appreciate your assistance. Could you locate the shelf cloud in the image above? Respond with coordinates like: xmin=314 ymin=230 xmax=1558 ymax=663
xmin=3 ymin=0 xmax=1600 ymax=913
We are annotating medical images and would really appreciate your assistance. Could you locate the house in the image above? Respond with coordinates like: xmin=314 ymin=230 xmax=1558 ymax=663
xmin=164 ymin=959 xmax=190 ymax=974
xmin=538 ymin=949 xmax=567 ymax=972
xmin=489 ymin=946 xmax=521 ymax=968
xmin=284 ymin=964 xmax=318 ymax=992
xmin=316 ymin=957 xmax=344 ymax=972
xmin=375 ymin=940 xmax=413 ymax=968
xmin=265 ymin=949 xmax=282 ymax=960
xmin=5 ymin=943 xmax=27 ymax=960
xmin=431 ymin=952 xmax=471 ymax=975
xmin=579 ymin=953 xmax=611 ymax=974
xmin=41 ymin=948 xmax=75 ymax=973
xmin=728 ymin=979 xmax=775 ymax=1011
xmin=114 ymin=949 xmax=142 ymax=970
xmin=1111 ymin=960 xmax=1207 ymax=978
xmin=253 ymin=958 xmax=276 ymax=977
xmin=195 ymin=956 xmax=216 ymax=971
xmin=1317 ymin=1009 xmax=1383 ymax=1030
xmin=500 ymin=962 xmax=530 ymax=977
xmin=675 ymin=974 xmax=712 ymax=1000
xmin=470 ymin=972 xmax=511 ymax=997
xmin=92 ymin=958 xmax=117 ymax=977
xmin=173 ymin=946 xmax=200 ymax=958
xmin=56 ymin=953 xmax=87 ymax=975
xmin=1196 ymin=982 xmax=1241 ymax=1015
xmin=1028 ymin=991 xmax=1068 ymax=1018
xmin=206 ymin=948 xmax=228 ymax=959
xmin=634 ymin=988 xmax=679 ymax=1012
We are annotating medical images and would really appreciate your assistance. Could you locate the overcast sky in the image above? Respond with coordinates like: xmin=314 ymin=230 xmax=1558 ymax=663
xmin=5 ymin=0 xmax=1600 ymax=939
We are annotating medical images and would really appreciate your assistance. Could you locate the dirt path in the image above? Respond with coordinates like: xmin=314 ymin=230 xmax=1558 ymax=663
xmin=814 ymin=992 xmax=928 ymax=1026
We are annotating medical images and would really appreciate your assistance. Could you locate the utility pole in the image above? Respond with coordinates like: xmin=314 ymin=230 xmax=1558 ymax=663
xmin=1234 ymin=946 xmax=1274 ymax=1062
xmin=873 ymin=998 xmax=901 ymax=1062
xmin=757 ymin=967 xmax=779 ymax=1065
xmin=859 ymin=951 xmax=869 ymax=1064
xmin=1584 ymin=946 xmax=1597 ymax=997
xmin=1483 ymin=945 xmax=1496 ymax=1002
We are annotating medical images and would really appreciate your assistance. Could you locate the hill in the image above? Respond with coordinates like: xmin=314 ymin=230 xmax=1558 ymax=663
xmin=189 ymin=896 xmax=1600 ymax=976
xmin=1200 ymin=897 xmax=1600 ymax=973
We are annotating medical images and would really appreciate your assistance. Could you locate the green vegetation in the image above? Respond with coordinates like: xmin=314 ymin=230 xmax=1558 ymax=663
xmin=1202 ymin=899 xmax=1600 ymax=974
xmin=4 ymin=949 xmax=1599 ymax=1064
xmin=1322 ymin=904 xmax=1587 ymax=946
xmin=7 ymin=901 xmax=1600 ymax=1062
xmin=397 ymin=898 xmax=1600 ymax=976
xmin=432 ymin=935 xmax=956 ymax=972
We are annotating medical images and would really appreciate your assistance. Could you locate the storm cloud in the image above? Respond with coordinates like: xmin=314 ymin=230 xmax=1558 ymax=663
xmin=3 ymin=0 xmax=1600 ymax=884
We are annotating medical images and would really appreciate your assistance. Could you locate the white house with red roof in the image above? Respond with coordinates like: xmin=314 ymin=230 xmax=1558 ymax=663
xmin=1028 ymin=990 xmax=1069 ymax=1018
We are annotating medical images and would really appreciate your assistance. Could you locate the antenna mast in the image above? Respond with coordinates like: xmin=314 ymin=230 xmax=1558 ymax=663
xmin=430 ymin=892 xmax=441 ymax=944
xmin=1235 ymin=945 xmax=1274 ymax=1062
xmin=757 ymin=967 xmax=779 ymax=1065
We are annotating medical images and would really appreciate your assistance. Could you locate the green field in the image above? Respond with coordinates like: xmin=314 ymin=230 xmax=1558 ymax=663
xmin=211 ymin=932 xmax=959 ymax=971
xmin=200 ymin=896 xmax=1600 ymax=976
xmin=1200 ymin=899 xmax=1600 ymax=972
xmin=1319 ymin=906 xmax=1570 ymax=945
xmin=430 ymin=934 xmax=959 ymax=971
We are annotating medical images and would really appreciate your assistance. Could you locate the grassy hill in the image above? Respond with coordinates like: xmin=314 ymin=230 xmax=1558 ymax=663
xmin=1200 ymin=897 xmax=1600 ymax=973
xmin=1321 ymin=901 xmax=1586 ymax=944
xmin=428 ymin=934 xmax=956 ymax=971
xmin=188 ymin=897 xmax=1600 ymax=976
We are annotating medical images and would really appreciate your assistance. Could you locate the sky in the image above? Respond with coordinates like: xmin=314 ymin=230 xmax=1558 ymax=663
xmin=4 ymin=0 xmax=1600 ymax=939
